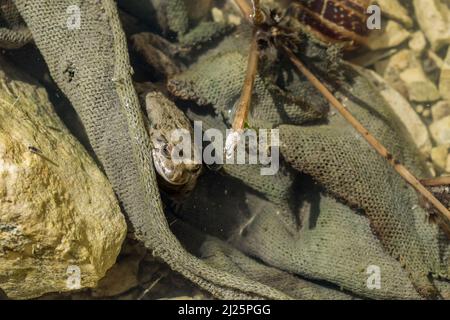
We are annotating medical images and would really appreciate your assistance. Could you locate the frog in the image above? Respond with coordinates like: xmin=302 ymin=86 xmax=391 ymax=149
xmin=141 ymin=89 xmax=202 ymax=198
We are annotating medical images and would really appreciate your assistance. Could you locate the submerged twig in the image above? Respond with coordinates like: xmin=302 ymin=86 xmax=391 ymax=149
xmin=234 ymin=0 xmax=262 ymax=23
xmin=421 ymin=176 xmax=450 ymax=187
xmin=28 ymin=145 xmax=59 ymax=167
xmin=231 ymin=0 xmax=263 ymax=132
xmin=138 ymin=274 xmax=165 ymax=300
xmin=282 ymin=46 xmax=450 ymax=229
xmin=232 ymin=31 xmax=260 ymax=131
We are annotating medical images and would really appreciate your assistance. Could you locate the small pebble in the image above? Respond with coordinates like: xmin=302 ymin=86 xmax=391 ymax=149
xmin=431 ymin=101 xmax=450 ymax=122
xmin=227 ymin=14 xmax=242 ymax=26
xmin=211 ymin=7 xmax=224 ymax=23
xmin=409 ymin=31 xmax=427 ymax=55
xmin=416 ymin=104 xmax=425 ymax=114
xmin=431 ymin=144 xmax=450 ymax=173
xmin=430 ymin=115 xmax=450 ymax=145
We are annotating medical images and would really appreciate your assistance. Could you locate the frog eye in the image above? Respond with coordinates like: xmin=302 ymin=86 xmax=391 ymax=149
xmin=156 ymin=136 xmax=167 ymax=144
xmin=162 ymin=144 xmax=171 ymax=158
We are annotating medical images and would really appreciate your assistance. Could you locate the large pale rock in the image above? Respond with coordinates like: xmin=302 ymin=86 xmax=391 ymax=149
xmin=431 ymin=144 xmax=450 ymax=173
xmin=0 ymin=59 xmax=127 ymax=299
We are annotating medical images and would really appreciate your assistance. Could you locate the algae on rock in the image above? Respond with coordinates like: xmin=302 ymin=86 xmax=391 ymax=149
xmin=0 ymin=59 xmax=127 ymax=299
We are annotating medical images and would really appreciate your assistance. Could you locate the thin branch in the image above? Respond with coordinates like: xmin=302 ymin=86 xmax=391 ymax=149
xmin=233 ymin=0 xmax=253 ymax=22
xmin=231 ymin=0 xmax=262 ymax=132
xmin=251 ymin=0 xmax=265 ymax=25
xmin=233 ymin=0 xmax=264 ymax=25
xmin=138 ymin=274 xmax=165 ymax=300
xmin=282 ymin=45 xmax=450 ymax=228
xmin=232 ymin=31 xmax=260 ymax=131
xmin=421 ymin=176 xmax=450 ymax=187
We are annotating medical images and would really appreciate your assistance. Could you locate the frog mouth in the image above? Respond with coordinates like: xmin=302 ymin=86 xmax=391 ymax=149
xmin=152 ymin=149 xmax=197 ymax=187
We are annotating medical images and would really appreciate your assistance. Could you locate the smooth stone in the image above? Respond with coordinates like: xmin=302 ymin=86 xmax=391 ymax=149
xmin=375 ymin=0 xmax=414 ymax=28
xmin=431 ymin=101 xmax=450 ymax=121
xmin=0 ymin=58 xmax=127 ymax=299
xmin=399 ymin=67 xmax=441 ymax=102
xmin=367 ymin=20 xmax=411 ymax=51
xmin=431 ymin=144 xmax=450 ymax=172
xmin=409 ymin=31 xmax=427 ymax=55
xmin=375 ymin=49 xmax=418 ymax=97
xmin=211 ymin=7 xmax=225 ymax=23
xmin=430 ymin=115 xmax=450 ymax=145
xmin=378 ymin=50 xmax=440 ymax=103
xmin=422 ymin=109 xmax=432 ymax=118
xmin=361 ymin=69 xmax=433 ymax=157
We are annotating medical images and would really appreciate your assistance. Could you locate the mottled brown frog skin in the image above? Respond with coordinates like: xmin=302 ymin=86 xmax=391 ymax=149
xmin=144 ymin=91 xmax=202 ymax=196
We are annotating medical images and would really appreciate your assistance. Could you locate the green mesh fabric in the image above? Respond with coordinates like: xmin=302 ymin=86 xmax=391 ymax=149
xmin=168 ymin=33 xmax=327 ymax=128
xmin=177 ymin=171 xmax=423 ymax=299
xmin=118 ymin=0 xmax=231 ymax=50
xmin=168 ymin=31 xmax=450 ymax=298
xmin=3 ymin=0 xmax=450 ymax=300
xmin=179 ymin=21 xmax=231 ymax=48
xmin=184 ymin=108 xmax=299 ymax=232
xmin=179 ymin=102 xmax=449 ymax=299
xmin=278 ymin=65 xmax=449 ymax=297
xmin=172 ymin=218 xmax=355 ymax=300
xmin=0 ymin=0 xmax=31 ymax=49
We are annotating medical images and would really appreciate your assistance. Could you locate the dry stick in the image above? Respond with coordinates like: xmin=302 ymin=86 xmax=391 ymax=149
xmin=233 ymin=0 xmax=264 ymax=24
xmin=231 ymin=0 xmax=262 ymax=131
xmin=251 ymin=0 xmax=265 ymax=25
xmin=232 ymin=32 xmax=260 ymax=131
xmin=283 ymin=46 xmax=450 ymax=227
xmin=421 ymin=176 xmax=450 ymax=187
xmin=137 ymin=274 xmax=165 ymax=300
xmin=233 ymin=0 xmax=253 ymax=20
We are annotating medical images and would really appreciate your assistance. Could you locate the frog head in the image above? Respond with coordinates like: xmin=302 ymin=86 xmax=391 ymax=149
xmin=145 ymin=92 xmax=202 ymax=195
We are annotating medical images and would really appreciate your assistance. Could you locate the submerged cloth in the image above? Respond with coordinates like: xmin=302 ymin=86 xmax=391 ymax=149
xmin=2 ymin=0 xmax=450 ymax=299
xmin=0 ymin=0 xmax=30 ymax=48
